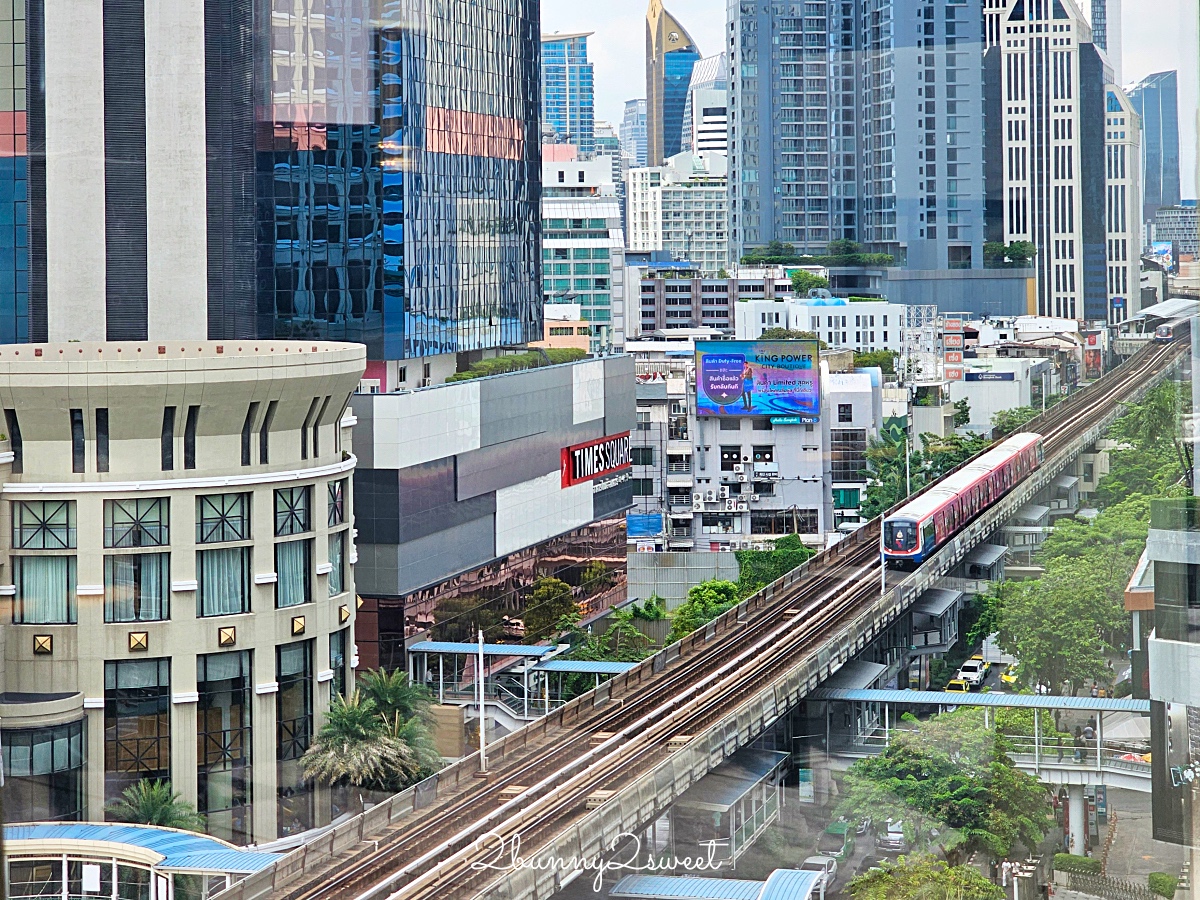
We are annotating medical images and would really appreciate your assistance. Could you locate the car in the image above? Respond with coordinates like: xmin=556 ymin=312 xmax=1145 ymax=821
xmin=817 ymin=822 xmax=855 ymax=861
xmin=1001 ymin=663 xmax=1019 ymax=685
xmin=945 ymin=678 xmax=971 ymax=693
xmin=801 ymin=855 xmax=838 ymax=889
xmin=956 ymin=659 xmax=986 ymax=687
xmin=855 ymin=816 xmax=873 ymax=836
xmin=875 ymin=820 xmax=910 ymax=854
xmin=971 ymin=653 xmax=992 ymax=676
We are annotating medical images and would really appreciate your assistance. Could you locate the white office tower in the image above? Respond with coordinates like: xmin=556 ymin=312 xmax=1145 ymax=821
xmin=681 ymin=53 xmax=729 ymax=154
xmin=627 ymin=151 xmax=729 ymax=276
xmin=1103 ymin=85 xmax=1142 ymax=323
xmin=985 ymin=0 xmax=1110 ymax=321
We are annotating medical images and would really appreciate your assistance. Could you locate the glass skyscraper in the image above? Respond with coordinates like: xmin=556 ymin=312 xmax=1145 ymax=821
xmin=1128 ymin=71 xmax=1182 ymax=226
xmin=1 ymin=0 xmax=543 ymax=361
xmin=645 ymin=0 xmax=700 ymax=167
xmin=540 ymin=33 xmax=596 ymax=154
xmin=621 ymin=99 xmax=649 ymax=171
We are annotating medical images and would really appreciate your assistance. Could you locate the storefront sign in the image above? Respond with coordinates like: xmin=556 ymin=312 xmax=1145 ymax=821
xmin=964 ymin=371 xmax=1015 ymax=382
xmin=561 ymin=432 xmax=631 ymax=487
xmin=944 ymin=333 xmax=964 ymax=350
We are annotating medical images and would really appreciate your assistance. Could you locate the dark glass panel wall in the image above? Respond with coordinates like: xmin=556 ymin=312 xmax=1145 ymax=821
xmin=198 ymin=650 xmax=253 ymax=845
xmin=276 ymin=640 xmax=314 ymax=837
xmin=103 ymin=658 xmax=171 ymax=808
xmin=1 ymin=719 xmax=86 ymax=822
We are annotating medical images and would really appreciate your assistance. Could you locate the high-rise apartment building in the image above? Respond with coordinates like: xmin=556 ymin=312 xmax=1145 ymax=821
xmin=1104 ymin=86 xmax=1143 ymax=323
xmin=1089 ymin=0 xmax=1121 ymax=82
xmin=541 ymin=32 xmax=596 ymax=154
xmin=984 ymin=0 xmax=1109 ymax=320
xmin=627 ymin=152 xmax=729 ymax=276
xmin=1127 ymin=72 xmax=1182 ymax=226
xmin=681 ymin=54 xmax=729 ymax=154
xmin=646 ymin=0 xmax=701 ymax=166
xmin=621 ymin=99 xmax=650 ymax=172
xmin=0 ymin=0 xmax=543 ymax=366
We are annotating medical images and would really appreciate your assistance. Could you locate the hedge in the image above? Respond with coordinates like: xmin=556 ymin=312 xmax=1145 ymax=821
xmin=738 ymin=253 xmax=896 ymax=267
xmin=1054 ymin=854 xmax=1101 ymax=875
xmin=1149 ymin=872 xmax=1178 ymax=898
xmin=446 ymin=348 xmax=588 ymax=382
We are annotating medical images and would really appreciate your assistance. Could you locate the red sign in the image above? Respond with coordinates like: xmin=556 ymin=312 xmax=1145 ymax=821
xmin=561 ymin=432 xmax=631 ymax=487
xmin=944 ymin=318 xmax=963 ymax=332
xmin=944 ymin=351 xmax=963 ymax=364
xmin=945 ymin=366 xmax=964 ymax=381
xmin=944 ymin=333 xmax=964 ymax=350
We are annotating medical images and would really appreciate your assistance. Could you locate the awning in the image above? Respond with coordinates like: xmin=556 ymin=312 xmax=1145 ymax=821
xmin=1013 ymin=503 xmax=1050 ymax=525
xmin=913 ymin=588 xmax=963 ymax=618
xmin=674 ymin=749 xmax=789 ymax=812
xmin=1053 ymin=474 xmax=1080 ymax=490
xmin=532 ymin=660 xmax=638 ymax=675
xmin=611 ymin=869 xmax=821 ymax=900
xmin=666 ymin=476 xmax=695 ymax=487
xmin=822 ymin=659 xmax=887 ymax=691
xmin=407 ymin=641 xmax=554 ymax=657
xmin=965 ymin=543 xmax=1008 ymax=567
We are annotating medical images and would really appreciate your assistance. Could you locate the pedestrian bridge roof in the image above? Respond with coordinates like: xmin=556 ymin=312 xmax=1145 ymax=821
xmin=407 ymin=641 xmax=555 ymax=657
xmin=810 ymin=688 xmax=1149 ymax=712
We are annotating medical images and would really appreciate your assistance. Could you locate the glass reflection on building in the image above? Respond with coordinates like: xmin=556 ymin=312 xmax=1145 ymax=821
xmin=258 ymin=0 xmax=542 ymax=360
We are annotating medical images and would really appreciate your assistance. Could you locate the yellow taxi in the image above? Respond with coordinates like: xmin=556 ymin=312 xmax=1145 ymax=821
xmin=945 ymin=678 xmax=971 ymax=693
xmin=1000 ymin=664 xmax=1019 ymax=686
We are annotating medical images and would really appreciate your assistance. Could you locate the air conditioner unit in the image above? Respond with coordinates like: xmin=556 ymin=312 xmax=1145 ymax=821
xmin=724 ymin=498 xmax=738 ymax=512
xmin=733 ymin=463 xmax=745 ymax=474
xmin=718 ymin=485 xmax=730 ymax=499
xmin=692 ymin=501 xmax=704 ymax=512
xmin=750 ymin=494 xmax=760 ymax=502
xmin=704 ymin=490 xmax=717 ymax=502
xmin=692 ymin=491 xmax=703 ymax=502
xmin=736 ymin=502 xmax=748 ymax=511
xmin=737 ymin=474 xmax=749 ymax=483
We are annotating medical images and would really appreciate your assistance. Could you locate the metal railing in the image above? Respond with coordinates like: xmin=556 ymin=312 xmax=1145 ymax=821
xmin=1066 ymin=872 xmax=1156 ymax=900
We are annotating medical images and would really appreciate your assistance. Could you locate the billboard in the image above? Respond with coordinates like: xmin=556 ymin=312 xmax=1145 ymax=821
xmin=1148 ymin=241 xmax=1176 ymax=274
xmin=695 ymin=340 xmax=820 ymax=419
xmin=561 ymin=432 xmax=631 ymax=488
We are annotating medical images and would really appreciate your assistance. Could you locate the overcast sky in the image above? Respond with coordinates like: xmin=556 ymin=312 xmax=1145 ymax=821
xmin=542 ymin=0 xmax=1197 ymax=195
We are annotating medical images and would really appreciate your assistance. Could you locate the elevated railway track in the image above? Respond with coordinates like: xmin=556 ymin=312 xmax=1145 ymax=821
xmin=216 ymin=340 xmax=1187 ymax=900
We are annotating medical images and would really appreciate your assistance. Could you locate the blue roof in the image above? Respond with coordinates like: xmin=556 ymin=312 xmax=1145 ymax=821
xmin=532 ymin=659 xmax=639 ymax=674
xmin=408 ymin=641 xmax=554 ymax=657
xmin=810 ymin=688 xmax=1150 ymax=712
xmin=4 ymin=823 xmax=281 ymax=874
xmin=611 ymin=870 xmax=820 ymax=900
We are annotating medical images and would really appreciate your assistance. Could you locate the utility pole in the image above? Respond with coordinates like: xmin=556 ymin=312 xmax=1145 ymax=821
xmin=477 ymin=629 xmax=488 ymax=773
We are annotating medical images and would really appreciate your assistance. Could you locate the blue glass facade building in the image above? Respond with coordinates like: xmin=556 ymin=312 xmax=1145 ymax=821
xmin=540 ymin=33 xmax=595 ymax=154
xmin=1128 ymin=71 xmax=1182 ymax=226
xmin=4 ymin=0 xmax=542 ymax=359
xmin=646 ymin=0 xmax=700 ymax=167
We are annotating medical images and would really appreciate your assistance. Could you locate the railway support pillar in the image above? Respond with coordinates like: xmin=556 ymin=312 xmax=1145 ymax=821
xmin=1067 ymin=783 xmax=1087 ymax=855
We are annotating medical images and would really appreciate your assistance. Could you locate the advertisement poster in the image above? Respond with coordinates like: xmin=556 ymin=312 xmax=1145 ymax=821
xmin=1148 ymin=241 xmax=1176 ymax=274
xmin=1084 ymin=348 xmax=1103 ymax=380
xmin=695 ymin=340 xmax=820 ymax=419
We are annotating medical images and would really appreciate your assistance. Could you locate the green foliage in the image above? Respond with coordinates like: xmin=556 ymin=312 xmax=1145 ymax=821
xmin=580 ymin=559 xmax=613 ymax=593
xmin=828 ymin=238 xmax=862 ymax=256
xmin=985 ymin=241 xmax=1038 ymax=267
xmin=1108 ymin=382 xmax=1194 ymax=492
xmin=630 ymin=594 xmax=667 ymax=620
xmin=522 ymin=576 xmax=579 ymax=641
xmin=953 ymin=398 xmax=971 ymax=427
xmin=106 ymin=780 xmax=206 ymax=831
xmin=854 ymin=349 xmax=898 ymax=374
xmin=734 ymin=534 xmax=815 ymax=598
xmin=303 ymin=691 xmax=424 ymax=790
xmin=848 ymin=855 xmax=1005 ymax=900
xmin=740 ymin=241 xmax=896 ymax=267
xmin=759 ymin=327 xmax=827 ymax=349
xmin=837 ymin=709 xmax=1051 ymax=864
xmin=1054 ymin=854 xmax=1101 ymax=875
xmin=790 ymin=269 xmax=830 ymax=294
xmin=863 ymin=430 xmax=993 ymax=518
xmin=570 ymin=606 xmax=655 ymax=664
xmin=666 ymin=579 xmax=741 ymax=644
xmin=991 ymin=406 xmax=1040 ymax=437
xmin=356 ymin=668 xmax=434 ymax=723
xmin=447 ymin=348 xmax=588 ymax=382
xmin=1149 ymin=872 xmax=1179 ymax=897
xmin=431 ymin=595 xmax=504 ymax=642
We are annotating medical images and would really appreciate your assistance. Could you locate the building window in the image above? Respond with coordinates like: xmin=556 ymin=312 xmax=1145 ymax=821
xmin=105 ymin=498 xmax=169 ymax=548
xmin=259 ymin=400 xmax=278 ymax=465
xmin=328 ymin=479 xmax=346 ymax=527
xmin=276 ymin=539 xmax=312 ymax=609
xmin=701 ymin=514 xmax=740 ymax=535
xmin=104 ymin=658 xmax=170 ymax=808
xmin=104 ymin=554 xmax=169 ymax=623
xmin=184 ymin=405 xmax=200 ymax=470
xmin=96 ymin=408 xmax=110 ymax=473
xmin=720 ymin=446 xmax=742 ymax=471
xmin=751 ymin=510 xmax=819 ymax=534
xmin=197 ymin=493 xmax=250 ymax=543
xmin=161 ymin=407 xmax=175 ymax=471
xmin=276 ymin=641 xmax=314 ymax=837
xmin=1 ymin=719 xmax=86 ymax=823
xmin=833 ymin=487 xmax=861 ymax=509
xmin=13 ymin=556 xmax=77 ymax=624
xmin=197 ymin=650 xmax=252 ymax=845
xmin=198 ymin=547 xmax=250 ymax=617
xmin=636 ymin=409 xmax=651 ymax=431
xmin=14 ymin=500 xmax=76 ymax=550
xmin=838 ymin=403 xmax=853 ymax=423
xmin=631 ymin=447 xmax=655 ymax=466
xmin=70 ymin=409 xmax=84 ymax=474
xmin=275 ymin=486 xmax=311 ymax=537
xmin=631 ymin=478 xmax=656 ymax=496
xmin=329 ymin=629 xmax=348 ymax=702
xmin=241 ymin=402 xmax=259 ymax=467
xmin=328 ymin=532 xmax=345 ymax=597
xmin=5 ymin=409 xmax=22 ymax=474
xmin=751 ymin=446 xmax=774 ymax=463
xmin=831 ymin=429 xmax=868 ymax=482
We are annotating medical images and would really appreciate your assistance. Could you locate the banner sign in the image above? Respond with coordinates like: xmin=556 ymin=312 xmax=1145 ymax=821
xmin=561 ymin=432 xmax=631 ymax=488
xmin=964 ymin=372 xmax=1015 ymax=381
xmin=944 ymin=333 xmax=964 ymax=350
xmin=944 ymin=351 xmax=963 ymax=364
xmin=695 ymin=340 xmax=820 ymax=419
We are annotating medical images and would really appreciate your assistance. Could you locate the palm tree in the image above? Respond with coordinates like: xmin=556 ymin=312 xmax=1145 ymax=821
xmin=106 ymin=780 xmax=206 ymax=831
xmin=385 ymin=712 xmax=444 ymax=779
xmin=356 ymin=668 xmax=434 ymax=722
xmin=302 ymin=691 xmax=420 ymax=791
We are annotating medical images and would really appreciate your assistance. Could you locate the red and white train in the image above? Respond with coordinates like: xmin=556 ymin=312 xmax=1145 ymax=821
xmin=882 ymin=432 xmax=1044 ymax=566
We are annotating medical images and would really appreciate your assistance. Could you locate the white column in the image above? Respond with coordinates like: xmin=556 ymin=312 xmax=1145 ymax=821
xmin=1067 ymin=784 xmax=1087 ymax=855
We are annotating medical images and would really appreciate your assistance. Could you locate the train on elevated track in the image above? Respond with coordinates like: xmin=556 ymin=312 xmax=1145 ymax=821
xmin=882 ymin=432 xmax=1044 ymax=567
xmin=1154 ymin=314 xmax=1193 ymax=343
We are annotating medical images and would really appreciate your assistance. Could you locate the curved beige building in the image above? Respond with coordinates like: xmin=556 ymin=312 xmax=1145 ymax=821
xmin=0 ymin=341 xmax=365 ymax=844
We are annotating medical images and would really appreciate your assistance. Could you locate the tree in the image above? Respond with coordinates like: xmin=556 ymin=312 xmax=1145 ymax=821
xmin=854 ymin=349 xmax=898 ymax=374
xmin=837 ymin=709 xmax=1050 ymax=865
xmin=734 ymin=533 xmax=814 ymax=598
xmin=357 ymin=668 xmax=434 ymax=723
xmin=522 ymin=576 xmax=579 ymax=640
xmin=717 ymin=267 xmax=729 ymax=278
xmin=991 ymin=406 xmax=1039 ymax=437
xmin=848 ymin=855 xmax=1005 ymax=900
xmin=828 ymin=238 xmax=862 ymax=256
xmin=790 ymin=269 xmax=830 ymax=295
xmin=983 ymin=241 xmax=1008 ymax=263
xmin=106 ymin=780 xmax=206 ymax=831
xmin=1005 ymin=240 xmax=1037 ymax=263
xmin=863 ymin=434 xmax=922 ymax=518
xmin=666 ymin=580 xmax=740 ymax=644
xmin=1114 ymin=382 xmax=1193 ymax=491
xmin=759 ymin=327 xmax=827 ymax=349
xmin=953 ymin=398 xmax=971 ymax=427
xmin=302 ymin=691 xmax=422 ymax=792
